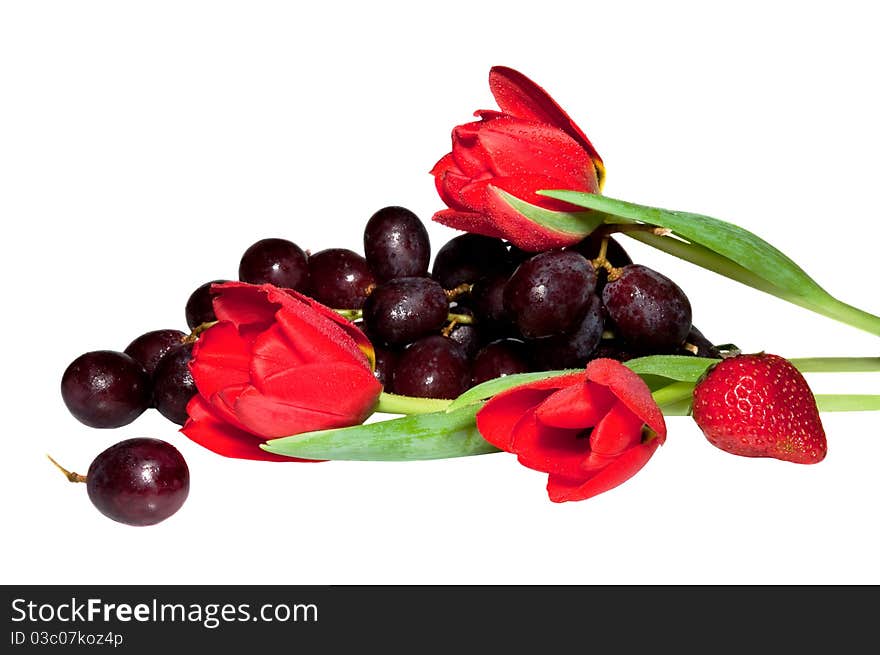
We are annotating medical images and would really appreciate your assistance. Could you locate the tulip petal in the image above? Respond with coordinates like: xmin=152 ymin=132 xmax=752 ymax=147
xmin=511 ymin=414 xmax=590 ymax=478
xmin=189 ymin=321 xmax=253 ymax=400
xmin=234 ymin=362 xmax=381 ymax=438
xmin=585 ymin=358 xmax=667 ymax=442
xmin=588 ymin=400 xmax=646 ymax=457
xmin=476 ymin=373 xmax=586 ymax=450
xmin=545 ymin=440 xmax=662 ymax=502
xmin=535 ymin=382 xmax=617 ymax=429
xmin=430 ymin=152 xmax=473 ymax=211
xmin=489 ymin=65 xmax=605 ymax=188
xmin=455 ymin=116 xmax=598 ymax=193
xmin=211 ymin=281 xmax=280 ymax=330
xmin=431 ymin=209 xmax=507 ymax=240
xmin=181 ymin=395 xmax=302 ymax=462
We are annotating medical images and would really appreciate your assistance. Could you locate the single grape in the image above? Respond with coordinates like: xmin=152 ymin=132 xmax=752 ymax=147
xmin=124 ymin=329 xmax=188 ymax=378
xmin=392 ymin=335 xmax=470 ymax=399
xmin=528 ymin=295 xmax=604 ymax=370
xmin=680 ymin=325 xmax=722 ymax=359
xmin=471 ymin=339 xmax=530 ymax=387
xmin=602 ymin=264 xmax=692 ymax=352
xmin=363 ymin=206 xmax=431 ymax=281
xmin=152 ymin=343 xmax=197 ymax=426
xmin=239 ymin=238 xmax=309 ymax=291
xmin=308 ymin=248 xmax=376 ymax=309
xmin=185 ymin=279 xmax=227 ymax=330
xmin=469 ymin=273 xmax=511 ymax=328
xmin=373 ymin=345 xmax=399 ymax=393
xmin=61 ymin=351 xmax=151 ymax=428
xmin=568 ymin=233 xmax=632 ymax=267
xmin=86 ymin=438 xmax=189 ymax=526
xmin=362 ymin=277 xmax=449 ymax=346
xmin=446 ymin=322 xmax=485 ymax=359
xmin=431 ymin=233 xmax=511 ymax=289
xmin=503 ymin=250 xmax=597 ymax=339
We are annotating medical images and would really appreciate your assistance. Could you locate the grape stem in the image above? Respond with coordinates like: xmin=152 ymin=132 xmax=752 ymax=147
xmin=46 ymin=455 xmax=87 ymax=483
xmin=184 ymin=321 xmax=218 ymax=344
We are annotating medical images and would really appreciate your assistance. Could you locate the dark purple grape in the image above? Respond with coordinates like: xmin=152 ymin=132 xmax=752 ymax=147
xmin=362 ymin=277 xmax=449 ymax=346
xmin=152 ymin=343 xmax=197 ymax=426
xmin=602 ymin=264 xmax=692 ymax=352
xmin=308 ymin=248 xmax=376 ymax=309
xmin=86 ymin=438 xmax=189 ymax=526
xmin=124 ymin=329 xmax=188 ymax=378
xmin=61 ymin=351 xmax=151 ymax=428
xmin=363 ymin=206 xmax=431 ymax=281
xmin=185 ymin=279 xmax=227 ymax=330
xmin=469 ymin=273 xmax=511 ymax=328
xmin=528 ymin=295 xmax=604 ymax=370
xmin=393 ymin=335 xmax=470 ymax=399
xmin=471 ymin=339 xmax=531 ymax=386
xmin=591 ymin=339 xmax=639 ymax=362
xmin=446 ymin=322 xmax=484 ymax=359
xmin=373 ymin=345 xmax=399 ymax=393
xmin=503 ymin=250 xmax=597 ymax=339
xmin=431 ymin=234 xmax=511 ymax=289
xmin=679 ymin=325 xmax=722 ymax=359
xmin=568 ymin=233 xmax=632 ymax=267
xmin=239 ymin=238 xmax=309 ymax=291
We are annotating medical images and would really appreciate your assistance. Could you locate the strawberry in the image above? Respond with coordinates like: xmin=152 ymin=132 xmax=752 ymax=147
xmin=691 ymin=353 xmax=827 ymax=464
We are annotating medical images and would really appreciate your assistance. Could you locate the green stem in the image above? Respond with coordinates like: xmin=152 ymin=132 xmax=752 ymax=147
xmin=814 ymin=395 xmax=880 ymax=412
xmin=790 ymin=357 xmax=880 ymax=373
xmin=651 ymin=381 xmax=696 ymax=409
xmin=376 ymin=391 xmax=453 ymax=415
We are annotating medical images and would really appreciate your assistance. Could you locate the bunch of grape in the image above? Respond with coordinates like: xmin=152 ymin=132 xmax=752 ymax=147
xmin=62 ymin=205 xmax=721 ymax=428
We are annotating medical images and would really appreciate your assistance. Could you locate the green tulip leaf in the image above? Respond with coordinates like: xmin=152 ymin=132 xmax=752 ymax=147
xmin=492 ymin=187 xmax=608 ymax=237
xmin=625 ymin=355 xmax=719 ymax=383
xmin=446 ymin=368 xmax=579 ymax=411
xmin=261 ymin=404 xmax=498 ymax=461
xmin=536 ymin=191 xmax=880 ymax=336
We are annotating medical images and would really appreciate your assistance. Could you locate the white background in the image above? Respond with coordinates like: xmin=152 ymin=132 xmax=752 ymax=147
xmin=2 ymin=1 xmax=878 ymax=585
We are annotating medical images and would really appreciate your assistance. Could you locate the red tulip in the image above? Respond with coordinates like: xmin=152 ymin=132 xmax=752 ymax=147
xmin=181 ymin=282 xmax=382 ymax=461
xmin=475 ymin=359 xmax=666 ymax=502
xmin=430 ymin=65 xmax=605 ymax=252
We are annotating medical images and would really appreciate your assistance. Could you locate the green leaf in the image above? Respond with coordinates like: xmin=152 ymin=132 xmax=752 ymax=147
xmin=492 ymin=187 xmax=607 ymax=237
xmin=446 ymin=369 xmax=579 ymax=411
xmin=538 ymin=191 xmax=880 ymax=336
xmin=261 ymin=405 xmax=498 ymax=461
xmin=625 ymin=355 xmax=718 ymax=383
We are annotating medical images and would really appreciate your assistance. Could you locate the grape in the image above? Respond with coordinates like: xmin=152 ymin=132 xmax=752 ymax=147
xmin=124 ymin=329 xmax=188 ymax=378
xmin=431 ymin=233 xmax=511 ymax=289
xmin=239 ymin=238 xmax=309 ymax=291
xmin=86 ymin=438 xmax=189 ymax=526
xmin=185 ymin=279 xmax=227 ymax=330
xmin=568 ymin=233 xmax=632 ymax=267
xmin=363 ymin=206 xmax=431 ymax=281
xmin=362 ymin=277 xmax=449 ymax=346
xmin=392 ymin=335 xmax=470 ymax=399
xmin=528 ymin=295 xmax=604 ymax=370
xmin=680 ymin=326 xmax=722 ymax=358
xmin=446 ymin=322 xmax=484 ymax=359
xmin=308 ymin=248 xmax=376 ymax=309
xmin=372 ymin=345 xmax=399 ymax=393
xmin=503 ymin=250 xmax=597 ymax=339
xmin=471 ymin=339 xmax=530 ymax=386
xmin=469 ymin=273 xmax=511 ymax=328
xmin=152 ymin=343 xmax=197 ymax=426
xmin=602 ymin=264 xmax=692 ymax=352
xmin=61 ymin=351 xmax=151 ymax=428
